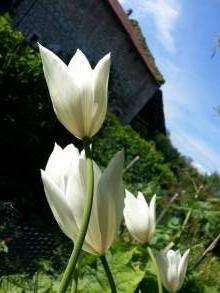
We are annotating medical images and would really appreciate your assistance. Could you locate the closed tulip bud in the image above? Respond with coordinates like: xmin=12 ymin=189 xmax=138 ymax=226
xmin=155 ymin=249 xmax=190 ymax=293
xmin=123 ymin=191 xmax=156 ymax=243
xmin=41 ymin=143 xmax=124 ymax=256
xmin=38 ymin=44 xmax=111 ymax=139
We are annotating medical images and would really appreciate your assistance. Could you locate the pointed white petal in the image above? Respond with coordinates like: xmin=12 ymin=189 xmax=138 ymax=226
xmin=177 ymin=249 xmax=190 ymax=290
xmin=148 ymin=194 xmax=156 ymax=238
xmin=124 ymin=191 xmax=150 ymax=243
xmin=166 ymin=250 xmax=180 ymax=292
xmin=65 ymin=151 xmax=103 ymax=254
xmin=96 ymin=150 xmax=124 ymax=254
xmin=38 ymin=43 xmax=84 ymax=138
xmin=68 ymin=49 xmax=94 ymax=136
xmin=90 ymin=53 xmax=111 ymax=136
xmin=175 ymin=250 xmax=182 ymax=265
xmin=65 ymin=155 xmax=86 ymax=230
xmin=155 ymin=251 xmax=170 ymax=291
xmin=45 ymin=143 xmax=79 ymax=192
xmin=136 ymin=192 xmax=148 ymax=207
xmin=44 ymin=143 xmax=65 ymax=190
xmin=124 ymin=191 xmax=156 ymax=243
xmin=125 ymin=190 xmax=137 ymax=207
xmin=63 ymin=143 xmax=80 ymax=159
xmin=68 ymin=49 xmax=92 ymax=77
xmin=41 ymin=170 xmax=77 ymax=241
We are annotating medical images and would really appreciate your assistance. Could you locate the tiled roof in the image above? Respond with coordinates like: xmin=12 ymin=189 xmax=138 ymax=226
xmin=107 ymin=0 xmax=165 ymax=85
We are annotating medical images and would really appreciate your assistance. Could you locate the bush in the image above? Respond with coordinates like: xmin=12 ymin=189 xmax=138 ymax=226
xmin=0 ymin=15 xmax=75 ymax=213
xmin=93 ymin=113 xmax=176 ymax=191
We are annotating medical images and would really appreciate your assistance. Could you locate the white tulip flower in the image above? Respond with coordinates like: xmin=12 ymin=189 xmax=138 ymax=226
xmin=156 ymin=249 xmax=190 ymax=292
xmin=123 ymin=191 xmax=156 ymax=243
xmin=38 ymin=44 xmax=111 ymax=139
xmin=41 ymin=143 xmax=124 ymax=256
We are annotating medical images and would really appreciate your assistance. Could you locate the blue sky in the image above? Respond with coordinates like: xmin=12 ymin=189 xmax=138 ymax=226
xmin=119 ymin=0 xmax=220 ymax=174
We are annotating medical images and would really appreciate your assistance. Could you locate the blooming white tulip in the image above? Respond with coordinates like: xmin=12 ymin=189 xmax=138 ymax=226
xmin=41 ymin=143 xmax=124 ymax=256
xmin=123 ymin=191 xmax=156 ymax=243
xmin=38 ymin=44 xmax=111 ymax=139
xmin=155 ymin=249 xmax=190 ymax=292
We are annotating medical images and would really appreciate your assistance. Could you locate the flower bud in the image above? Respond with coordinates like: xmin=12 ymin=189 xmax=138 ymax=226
xmin=155 ymin=249 xmax=190 ymax=292
xmin=123 ymin=191 xmax=156 ymax=243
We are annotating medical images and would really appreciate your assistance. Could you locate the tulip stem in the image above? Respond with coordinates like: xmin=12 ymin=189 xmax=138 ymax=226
xmin=59 ymin=139 xmax=94 ymax=293
xmin=147 ymin=247 xmax=163 ymax=293
xmin=100 ymin=255 xmax=117 ymax=293
xmin=71 ymin=264 xmax=79 ymax=293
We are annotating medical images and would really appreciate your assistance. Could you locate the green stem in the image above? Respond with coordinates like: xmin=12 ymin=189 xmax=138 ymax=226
xmin=100 ymin=255 xmax=117 ymax=293
xmin=147 ymin=247 xmax=163 ymax=293
xmin=175 ymin=208 xmax=192 ymax=241
xmin=71 ymin=264 xmax=79 ymax=293
xmin=58 ymin=139 xmax=94 ymax=293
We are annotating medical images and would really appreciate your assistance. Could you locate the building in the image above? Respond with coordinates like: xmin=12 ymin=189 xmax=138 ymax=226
xmin=9 ymin=0 xmax=166 ymax=134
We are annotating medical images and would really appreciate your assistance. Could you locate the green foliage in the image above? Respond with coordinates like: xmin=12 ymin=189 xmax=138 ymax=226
xmin=0 ymin=14 xmax=73 ymax=212
xmin=154 ymin=133 xmax=220 ymax=198
xmin=0 ymin=273 xmax=54 ymax=292
xmin=93 ymin=113 xmax=176 ymax=191
xmin=77 ymin=243 xmax=145 ymax=293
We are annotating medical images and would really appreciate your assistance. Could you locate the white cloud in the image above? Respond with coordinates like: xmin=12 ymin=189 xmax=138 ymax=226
xmin=142 ymin=0 xmax=180 ymax=53
xmin=191 ymin=162 xmax=211 ymax=175
xmin=171 ymin=131 xmax=220 ymax=174
xmin=119 ymin=0 xmax=180 ymax=53
xmin=162 ymin=79 xmax=220 ymax=174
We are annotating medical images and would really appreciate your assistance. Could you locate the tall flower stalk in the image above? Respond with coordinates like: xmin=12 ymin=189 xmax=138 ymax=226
xmin=147 ymin=247 xmax=163 ymax=293
xmin=100 ymin=255 xmax=117 ymax=293
xmin=58 ymin=140 xmax=94 ymax=292
xmin=71 ymin=264 xmax=79 ymax=293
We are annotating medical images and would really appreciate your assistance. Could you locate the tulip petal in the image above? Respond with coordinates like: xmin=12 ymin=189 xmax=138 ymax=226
xmin=65 ymin=149 xmax=101 ymax=226
xmin=68 ymin=49 xmax=92 ymax=76
xmin=38 ymin=44 xmax=84 ymax=138
xmin=167 ymin=250 xmax=180 ymax=292
xmin=137 ymin=191 xmax=147 ymax=206
xmin=124 ymin=191 xmax=156 ymax=243
xmin=97 ymin=150 xmax=124 ymax=254
xmin=178 ymin=249 xmax=190 ymax=289
xmin=149 ymin=194 xmax=156 ymax=237
xmin=68 ymin=49 xmax=94 ymax=136
xmin=64 ymin=150 xmax=103 ymax=255
xmin=90 ymin=53 xmax=111 ymax=137
xmin=156 ymin=249 xmax=189 ymax=292
xmin=155 ymin=251 xmax=170 ymax=291
xmin=45 ymin=143 xmax=79 ymax=192
xmin=124 ymin=191 xmax=150 ymax=243
xmin=41 ymin=170 xmax=77 ymax=241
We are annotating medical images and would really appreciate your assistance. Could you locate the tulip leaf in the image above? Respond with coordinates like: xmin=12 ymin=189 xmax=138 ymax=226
xmin=78 ymin=243 xmax=145 ymax=292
